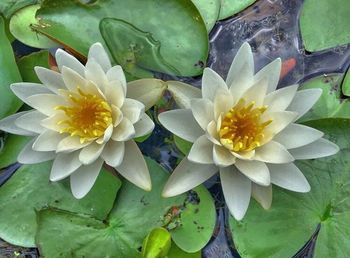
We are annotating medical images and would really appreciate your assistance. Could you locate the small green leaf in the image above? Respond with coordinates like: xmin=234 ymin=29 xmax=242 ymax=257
xmin=17 ymin=50 xmax=50 ymax=83
xmin=0 ymin=134 xmax=30 ymax=169
xmin=9 ymin=4 xmax=59 ymax=48
xmin=230 ymin=118 xmax=350 ymax=257
xmin=300 ymin=0 xmax=350 ymax=52
xmin=142 ymin=227 xmax=171 ymax=258
xmin=0 ymin=16 xmax=23 ymax=120
xmin=298 ymin=73 xmax=350 ymax=122
xmin=342 ymin=68 xmax=350 ymax=97
xmin=168 ymin=242 xmax=201 ymax=258
xmin=174 ymin=135 xmax=193 ymax=156
xmin=218 ymin=0 xmax=257 ymax=20
xmin=0 ymin=162 xmax=121 ymax=247
xmin=191 ymin=0 xmax=221 ymax=32
xmin=36 ymin=158 xmax=215 ymax=257
xmin=0 ymin=0 xmax=38 ymax=18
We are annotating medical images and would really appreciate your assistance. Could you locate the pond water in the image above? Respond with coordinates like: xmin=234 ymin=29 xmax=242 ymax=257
xmin=1 ymin=0 xmax=349 ymax=257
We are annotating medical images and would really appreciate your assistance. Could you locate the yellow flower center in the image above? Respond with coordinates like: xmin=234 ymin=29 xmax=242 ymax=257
xmin=55 ymin=87 xmax=113 ymax=143
xmin=219 ymin=98 xmax=272 ymax=152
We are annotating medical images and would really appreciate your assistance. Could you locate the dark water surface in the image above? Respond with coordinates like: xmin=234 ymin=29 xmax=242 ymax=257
xmin=1 ymin=0 xmax=350 ymax=257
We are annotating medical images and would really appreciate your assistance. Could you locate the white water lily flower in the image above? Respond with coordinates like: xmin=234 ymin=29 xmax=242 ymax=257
xmin=0 ymin=43 xmax=158 ymax=198
xmin=159 ymin=42 xmax=339 ymax=220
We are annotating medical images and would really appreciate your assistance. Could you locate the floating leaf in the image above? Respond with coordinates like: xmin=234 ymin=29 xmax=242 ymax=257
xmin=191 ymin=0 xmax=220 ymax=32
xmin=0 ymin=16 xmax=23 ymax=120
xmin=342 ymin=68 xmax=350 ymax=97
xmin=100 ymin=18 xmax=179 ymax=78
xmin=298 ymin=74 xmax=350 ymax=122
xmin=17 ymin=50 xmax=50 ymax=83
xmin=168 ymin=242 xmax=201 ymax=258
xmin=218 ymin=0 xmax=257 ymax=20
xmin=174 ymin=135 xmax=192 ymax=156
xmin=142 ymin=227 xmax=172 ymax=258
xmin=0 ymin=162 xmax=121 ymax=247
xmin=0 ymin=134 xmax=30 ymax=169
xmin=0 ymin=0 xmax=37 ymax=18
xmin=36 ymin=158 xmax=215 ymax=257
xmin=230 ymin=118 xmax=350 ymax=257
xmin=34 ymin=0 xmax=209 ymax=76
xmin=300 ymin=0 xmax=350 ymax=52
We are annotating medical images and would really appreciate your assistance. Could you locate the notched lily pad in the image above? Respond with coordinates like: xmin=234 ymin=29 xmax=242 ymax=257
xmin=0 ymin=162 xmax=121 ymax=247
xmin=35 ymin=158 xmax=215 ymax=257
xmin=230 ymin=118 xmax=350 ymax=258
xmin=300 ymin=0 xmax=350 ymax=52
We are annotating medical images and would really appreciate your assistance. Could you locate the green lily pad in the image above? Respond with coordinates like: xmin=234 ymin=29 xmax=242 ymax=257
xmin=218 ymin=0 xmax=257 ymax=20
xmin=300 ymin=0 xmax=350 ymax=52
xmin=0 ymin=134 xmax=30 ymax=169
xmin=230 ymin=118 xmax=350 ymax=258
xmin=191 ymin=0 xmax=220 ymax=32
xmin=0 ymin=162 xmax=121 ymax=247
xmin=298 ymin=73 xmax=350 ymax=122
xmin=142 ymin=227 xmax=171 ymax=258
xmin=341 ymin=68 xmax=350 ymax=97
xmin=168 ymin=242 xmax=201 ymax=258
xmin=36 ymin=158 xmax=215 ymax=257
xmin=0 ymin=16 xmax=23 ymax=120
xmin=33 ymin=0 xmax=209 ymax=76
xmin=0 ymin=0 xmax=37 ymax=18
xmin=18 ymin=50 xmax=50 ymax=83
xmin=100 ymin=18 xmax=179 ymax=78
xmin=9 ymin=4 xmax=59 ymax=48
xmin=174 ymin=135 xmax=193 ymax=156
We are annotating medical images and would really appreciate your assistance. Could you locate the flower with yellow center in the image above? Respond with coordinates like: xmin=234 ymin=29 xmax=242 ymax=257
xmin=0 ymin=42 xmax=162 ymax=198
xmin=158 ymin=42 xmax=339 ymax=220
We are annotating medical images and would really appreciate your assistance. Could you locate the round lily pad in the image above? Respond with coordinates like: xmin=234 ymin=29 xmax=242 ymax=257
xmin=191 ymin=0 xmax=220 ymax=32
xmin=230 ymin=118 xmax=350 ymax=257
xmin=218 ymin=0 xmax=257 ymax=20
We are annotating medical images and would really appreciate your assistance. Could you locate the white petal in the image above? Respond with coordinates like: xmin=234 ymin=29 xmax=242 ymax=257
xmin=289 ymin=138 xmax=339 ymax=160
xmin=25 ymin=94 xmax=67 ymax=116
xmin=112 ymin=105 xmax=123 ymax=127
xmin=0 ymin=111 xmax=36 ymax=136
xmin=202 ymin=68 xmax=228 ymax=101
xmin=55 ymin=49 xmax=85 ymax=77
xmin=115 ymin=140 xmax=151 ymax=191
xmin=127 ymin=79 xmax=166 ymax=110
xmin=56 ymin=136 xmax=91 ymax=153
xmin=162 ymin=158 xmax=218 ymax=197
xmin=11 ymin=82 xmax=52 ymax=102
xmin=206 ymin=120 xmax=220 ymax=145
xmin=50 ymin=151 xmax=81 ymax=181
xmin=17 ymin=138 xmax=55 ymax=164
xmin=220 ymin=166 xmax=251 ymax=221
xmin=32 ymin=130 xmax=65 ymax=151
xmin=263 ymin=84 xmax=298 ymax=112
xmin=235 ymin=159 xmax=270 ymax=186
xmin=15 ymin=110 xmax=46 ymax=134
xmin=61 ymin=66 xmax=87 ymax=92
xmin=255 ymin=141 xmax=294 ymax=164
xmin=79 ymin=142 xmax=105 ymax=165
xmin=96 ymin=124 xmax=113 ymax=144
xmin=167 ymin=80 xmax=201 ymax=109
xmin=241 ymin=78 xmax=268 ymax=107
xmin=232 ymin=150 xmax=255 ymax=160
xmin=188 ymin=135 xmax=214 ymax=164
xmin=40 ymin=113 xmax=68 ymax=132
xmin=254 ymin=58 xmax=281 ymax=93
xmin=107 ymin=65 xmax=127 ymax=93
xmin=191 ymin=98 xmax=214 ymax=130
xmin=101 ymin=140 xmax=125 ymax=167
xmin=213 ymin=145 xmax=236 ymax=167
xmin=34 ymin=67 xmax=65 ymax=94
xmin=227 ymin=42 xmax=254 ymax=98
xmin=268 ymin=163 xmax=310 ymax=192
xmin=287 ymin=89 xmax=322 ymax=120
xmin=85 ymin=59 xmax=109 ymax=92
xmin=274 ymin=123 xmax=324 ymax=149
xmin=88 ymin=42 xmax=112 ymax=72
xmin=105 ymin=80 xmax=125 ymax=108
xmin=121 ymin=98 xmax=145 ymax=124
xmin=213 ymin=89 xmax=234 ymax=119
xmin=134 ymin=113 xmax=155 ymax=138
xmin=251 ymin=183 xmax=272 ymax=210
xmin=111 ymin=118 xmax=135 ymax=141
xmin=263 ymin=111 xmax=298 ymax=138
xmin=158 ymin=109 xmax=203 ymax=143
xmin=70 ymin=158 xmax=104 ymax=199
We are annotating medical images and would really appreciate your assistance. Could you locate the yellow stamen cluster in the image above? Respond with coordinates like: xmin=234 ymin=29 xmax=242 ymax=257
xmin=219 ymin=99 xmax=272 ymax=152
xmin=55 ymin=87 xmax=113 ymax=143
